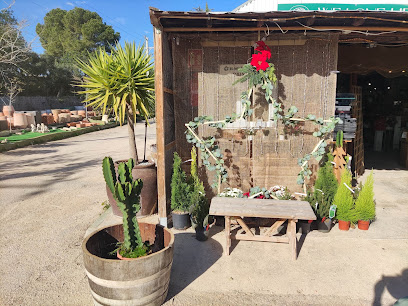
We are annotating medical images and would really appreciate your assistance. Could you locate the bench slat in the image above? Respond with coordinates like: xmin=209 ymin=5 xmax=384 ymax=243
xmin=210 ymin=197 xmax=317 ymax=220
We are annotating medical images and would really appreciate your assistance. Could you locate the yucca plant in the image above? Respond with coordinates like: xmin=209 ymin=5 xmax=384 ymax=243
xmin=76 ymin=42 xmax=155 ymax=162
xmin=355 ymin=170 xmax=375 ymax=221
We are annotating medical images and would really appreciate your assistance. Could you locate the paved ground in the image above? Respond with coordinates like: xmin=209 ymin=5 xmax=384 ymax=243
xmin=1 ymin=124 xmax=407 ymax=305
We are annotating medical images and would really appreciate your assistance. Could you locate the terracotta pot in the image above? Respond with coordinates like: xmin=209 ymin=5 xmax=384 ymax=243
xmin=13 ymin=113 xmax=28 ymax=128
xmin=358 ymin=220 xmax=370 ymax=230
xmin=338 ymin=220 xmax=350 ymax=231
xmin=107 ymin=160 xmax=157 ymax=217
xmin=76 ymin=123 xmax=85 ymax=128
xmin=25 ymin=113 xmax=35 ymax=126
xmin=60 ymin=109 xmax=70 ymax=113
xmin=0 ymin=112 xmax=3 ymax=116
xmin=42 ymin=114 xmax=54 ymax=125
xmin=58 ymin=113 xmax=71 ymax=123
xmin=70 ymin=110 xmax=78 ymax=115
xmin=51 ymin=109 xmax=61 ymax=123
xmin=3 ymin=105 xmax=14 ymax=117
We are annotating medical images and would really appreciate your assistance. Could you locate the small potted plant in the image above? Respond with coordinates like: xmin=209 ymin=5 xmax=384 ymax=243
xmin=333 ymin=169 xmax=356 ymax=231
xmin=354 ymin=171 xmax=375 ymax=230
xmin=82 ymin=157 xmax=174 ymax=305
xmin=171 ymin=152 xmax=191 ymax=229
xmin=314 ymin=161 xmax=338 ymax=232
xmin=188 ymin=147 xmax=211 ymax=241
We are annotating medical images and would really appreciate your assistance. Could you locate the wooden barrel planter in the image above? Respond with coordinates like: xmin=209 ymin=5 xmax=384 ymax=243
xmin=82 ymin=223 xmax=174 ymax=306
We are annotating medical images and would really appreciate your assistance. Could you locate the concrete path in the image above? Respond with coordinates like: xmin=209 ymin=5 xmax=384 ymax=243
xmin=0 ymin=123 xmax=157 ymax=305
xmin=1 ymin=124 xmax=407 ymax=305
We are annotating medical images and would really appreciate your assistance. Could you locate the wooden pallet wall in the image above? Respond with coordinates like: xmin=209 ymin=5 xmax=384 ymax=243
xmin=351 ymin=85 xmax=365 ymax=176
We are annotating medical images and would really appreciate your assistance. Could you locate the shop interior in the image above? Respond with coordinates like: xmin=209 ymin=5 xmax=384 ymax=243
xmin=337 ymin=44 xmax=408 ymax=172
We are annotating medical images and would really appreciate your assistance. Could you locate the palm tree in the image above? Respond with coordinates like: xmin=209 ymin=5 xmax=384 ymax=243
xmin=76 ymin=42 xmax=155 ymax=163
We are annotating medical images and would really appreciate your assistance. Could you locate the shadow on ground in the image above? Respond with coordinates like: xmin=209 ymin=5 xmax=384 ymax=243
xmin=373 ymin=269 xmax=408 ymax=305
xmin=165 ymin=226 xmax=223 ymax=302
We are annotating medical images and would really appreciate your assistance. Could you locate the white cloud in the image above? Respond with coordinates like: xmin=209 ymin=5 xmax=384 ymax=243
xmin=66 ymin=2 xmax=74 ymax=6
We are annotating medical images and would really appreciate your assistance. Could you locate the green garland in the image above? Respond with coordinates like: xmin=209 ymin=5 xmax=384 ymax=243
xmin=185 ymin=57 xmax=341 ymax=192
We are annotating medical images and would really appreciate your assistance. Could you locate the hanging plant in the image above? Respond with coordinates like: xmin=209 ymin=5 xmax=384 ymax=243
xmin=185 ymin=40 xmax=342 ymax=193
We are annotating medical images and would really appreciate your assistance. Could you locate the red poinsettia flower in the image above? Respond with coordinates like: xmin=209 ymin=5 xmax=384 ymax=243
xmin=243 ymin=192 xmax=250 ymax=197
xmin=255 ymin=40 xmax=271 ymax=53
xmin=251 ymin=52 xmax=269 ymax=71
xmin=257 ymin=194 xmax=265 ymax=199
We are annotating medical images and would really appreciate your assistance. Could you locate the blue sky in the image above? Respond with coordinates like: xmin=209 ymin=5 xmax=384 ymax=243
xmin=10 ymin=0 xmax=244 ymax=54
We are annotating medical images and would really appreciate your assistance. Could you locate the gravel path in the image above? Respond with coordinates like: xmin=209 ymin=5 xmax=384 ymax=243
xmin=0 ymin=123 xmax=156 ymax=305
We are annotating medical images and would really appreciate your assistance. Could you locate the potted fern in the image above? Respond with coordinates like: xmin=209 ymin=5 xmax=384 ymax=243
xmin=355 ymin=171 xmax=375 ymax=230
xmin=189 ymin=147 xmax=210 ymax=241
xmin=171 ymin=152 xmax=191 ymax=229
xmin=333 ymin=169 xmax=356 ymax=231
xmin=81 ymin=157 xmax=174 ymax=305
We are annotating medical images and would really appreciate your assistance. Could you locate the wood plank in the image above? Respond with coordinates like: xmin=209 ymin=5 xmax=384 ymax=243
xmin=154 ymin=27 xmax=167 ymax=220
xmin=232 ymin=234 xmax=289 ymax=244
xmin=264 ymin=219 xmax=286 ymax=237
xmin=163 ymin=26 xmax=408 ymax=33
xmin=225 ymin=216 xmax=231 ymax=256
xmin=236 ymin=217 xmax=254 ymax=237
xmin=210 ymin=197 xmax=316 ymax=220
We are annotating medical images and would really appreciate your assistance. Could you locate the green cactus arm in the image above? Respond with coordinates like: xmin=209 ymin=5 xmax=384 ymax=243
xmin=117 ymin=162 xmax=128 ymax=185
xmin=126 ymin=158 xmax=135 ymax=180
xmin=102 ymin=157 xmax=117 ymax=194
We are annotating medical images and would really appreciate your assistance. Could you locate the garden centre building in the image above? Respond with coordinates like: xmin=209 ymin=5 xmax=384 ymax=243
xmin=150 ymin=2 xmax=408 ymax=223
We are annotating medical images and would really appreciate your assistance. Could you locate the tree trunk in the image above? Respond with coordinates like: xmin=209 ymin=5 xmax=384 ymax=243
xmin=127 ymin=106 xmax=138 ymax=163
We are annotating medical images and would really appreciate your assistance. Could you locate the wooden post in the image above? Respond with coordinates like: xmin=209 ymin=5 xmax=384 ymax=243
xmin=154 ymin=27 xmax=167 ymax=226
xmin=288 ymin=219 xmax=298 ymax=260
xmin=225 ymin=216 xmax=231 ymax=256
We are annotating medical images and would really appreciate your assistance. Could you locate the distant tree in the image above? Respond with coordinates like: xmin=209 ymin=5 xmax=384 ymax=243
xmin=0 ymin=2 xmax=31 ymax=105
xmin=36 ymin=7 xmax=120 ymax=61
xmin=193 ymin=2 xmax=214 ymax=12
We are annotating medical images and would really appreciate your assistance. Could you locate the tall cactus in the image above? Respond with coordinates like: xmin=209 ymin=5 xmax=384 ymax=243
xmin=103 ymin=156 xmax=143 ymax=252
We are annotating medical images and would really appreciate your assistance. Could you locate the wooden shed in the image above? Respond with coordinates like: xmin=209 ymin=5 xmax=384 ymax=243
xmin=150 ymin=8 xmax=408 ymax=225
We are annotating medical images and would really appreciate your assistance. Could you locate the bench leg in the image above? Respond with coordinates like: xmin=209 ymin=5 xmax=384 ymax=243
xmin=288 ymin=219 xmax=297 ymax=260
xmin=225 ymin=216 xmax=231 ymax=256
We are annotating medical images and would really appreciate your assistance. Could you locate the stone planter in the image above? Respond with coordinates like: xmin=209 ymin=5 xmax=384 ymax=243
xmin=13 ymin=113 xmax=28 ymax=129
xmin=0 ymin=119 xmax=7 ymax=130
xmin=82 ymin=223 xmax=174 ymax=306
xmin=25 ymin=113 xmax=35 ymax=126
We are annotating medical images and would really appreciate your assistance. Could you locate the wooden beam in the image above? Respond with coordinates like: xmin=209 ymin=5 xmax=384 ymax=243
xmin=306 ymin=17 xmax=315 ymax=26
xmin=236 ymin=217 xmax=254 ymax=237
xmin=232 ymin=234 xmax=289 ymax=243
xmin=164 ymin=26 xmax=408 ymax=33
xmin=352 ymin=18 xmax=365 ymax=26
xmin=154 ymin=27 xmax=167 ymax=223
xmin=264 ymin=219 xmax=286 ymax=237
xmin=164 ymin=140 xmax=176 ymax=151
xmin=163 ymin=87 xmax=174 ymax=95
xmin=225 ymin=216 xmax=231 ymax=255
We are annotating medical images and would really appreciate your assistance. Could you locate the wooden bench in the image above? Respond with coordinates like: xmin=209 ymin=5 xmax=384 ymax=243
xmin=209 ymin=197 xmax=316 ymax=260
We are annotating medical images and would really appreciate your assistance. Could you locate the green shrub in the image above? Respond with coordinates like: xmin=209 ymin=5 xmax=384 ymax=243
xmin=313 ymin=161 xmax=338 ymax=219
xmin=333 ymin=169 xmax=356 ymax=222
xmin=171 ymin=152 xmax=190 ymax=212
xmin=189 ymin=147 xmax=209 ymax=228
xmin=355 ymin=171 xmax=375 ymax=221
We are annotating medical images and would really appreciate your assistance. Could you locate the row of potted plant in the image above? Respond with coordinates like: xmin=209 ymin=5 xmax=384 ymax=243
xmin=305 ymin=153 xmax=376 ymax=232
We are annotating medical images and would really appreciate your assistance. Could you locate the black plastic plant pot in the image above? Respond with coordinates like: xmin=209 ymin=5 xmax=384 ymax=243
xmin=297 ymin=220 xmax=312 ymax=234
xmin=172 ymin=212 xmax=191 ymax=230
xmin=195 ymin=227 xmax=209 ymax=241
xmin=317 ymin=218 xmax=332 ymax=233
